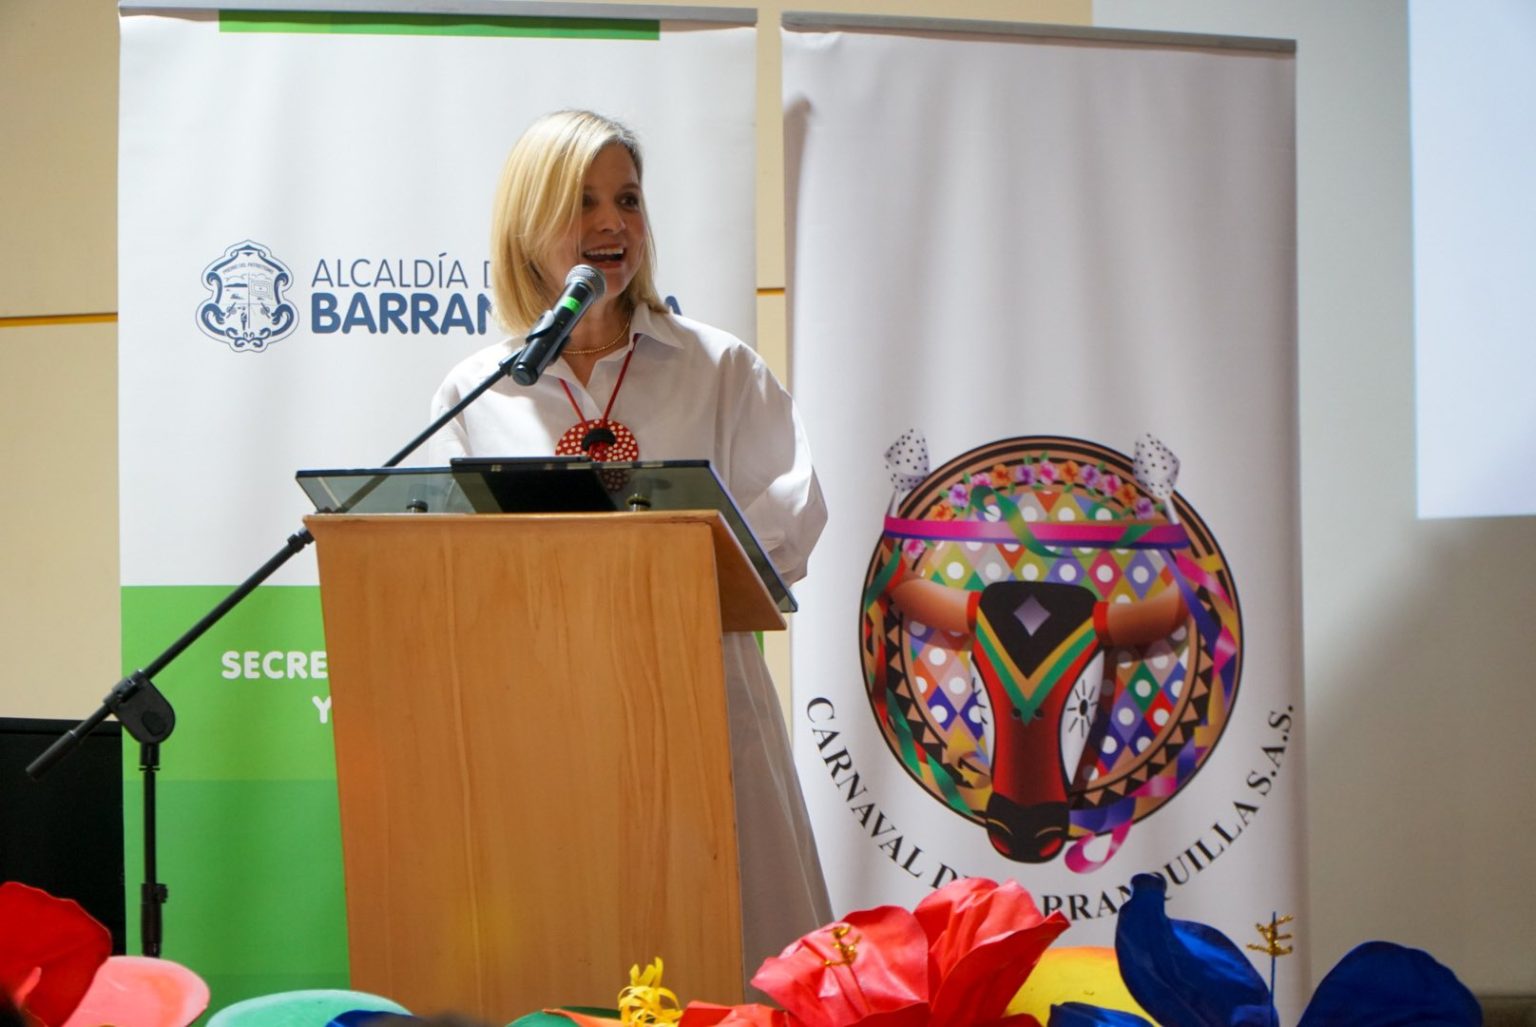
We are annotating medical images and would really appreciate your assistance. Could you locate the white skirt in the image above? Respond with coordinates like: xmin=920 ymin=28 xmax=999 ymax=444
xmin=721 ymin=632 xmax=833 ymax=989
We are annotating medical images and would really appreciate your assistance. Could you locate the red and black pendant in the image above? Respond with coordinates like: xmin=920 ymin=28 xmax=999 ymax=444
xmin=555 ymin=419 xmax=639 ymax=462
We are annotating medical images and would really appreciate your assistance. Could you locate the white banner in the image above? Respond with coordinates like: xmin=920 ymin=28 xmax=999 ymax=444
xmin=121 ymin=8 xmax=758 ymax=585
xmin=784 ymin=22 xmax=1306 ymax=1014
xmin=118 ymin=5 xmax=755 ymax=1001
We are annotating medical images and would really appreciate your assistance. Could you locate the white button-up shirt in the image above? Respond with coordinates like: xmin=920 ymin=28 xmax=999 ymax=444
xmin=427 ymin=303 xmax=826 ymax=584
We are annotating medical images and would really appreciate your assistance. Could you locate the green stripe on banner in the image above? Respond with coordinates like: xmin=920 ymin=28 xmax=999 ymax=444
xmin=121 ymin=585 xmax=348 ymax=1008
xmin=123 ymin=780 xmax=350 ymax=1010
xmin=219 ymin=10 xmax=661 ymax=39
xmin=121 ymin=586 xmax=336 ymax=779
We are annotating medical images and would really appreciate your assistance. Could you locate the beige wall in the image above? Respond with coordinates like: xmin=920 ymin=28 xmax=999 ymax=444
xmin=4 ymin=0 xmax=1532 ymax=1002
xmin=0 ymin=0 xmax=121 ymax=715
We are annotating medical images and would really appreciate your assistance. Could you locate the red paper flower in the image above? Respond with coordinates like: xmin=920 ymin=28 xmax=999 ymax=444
xmin=915 ymin=878 xmax=1066 ymax=1027
xmin=684 ymin=879 xmax=1068 ymax=1027
xmin=0 ymin=881 xmax=112 ymax=1027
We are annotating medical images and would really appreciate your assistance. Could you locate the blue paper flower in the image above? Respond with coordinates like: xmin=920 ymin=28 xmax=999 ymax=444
xmin=1049 ymin=875 xmax=1480 ymax=1027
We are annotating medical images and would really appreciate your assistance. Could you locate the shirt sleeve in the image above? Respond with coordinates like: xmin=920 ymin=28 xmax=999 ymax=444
xmin=717 ymin=347 xmax=827 ymax=586
xmin=424 ymin=373 xmax=471 ymax=465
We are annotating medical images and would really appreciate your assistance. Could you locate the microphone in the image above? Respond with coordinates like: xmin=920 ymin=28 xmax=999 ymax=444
xmin=507 ymin=265 xmax=607 ymax=386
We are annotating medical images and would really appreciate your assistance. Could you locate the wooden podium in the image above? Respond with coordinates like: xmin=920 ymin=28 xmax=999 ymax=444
xmin=305 ymin=511 xmax=783 ymax=1022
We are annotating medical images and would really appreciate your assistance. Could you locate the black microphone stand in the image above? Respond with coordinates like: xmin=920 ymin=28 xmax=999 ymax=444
xmin=26 ymin=339 xmax=551 ymax=956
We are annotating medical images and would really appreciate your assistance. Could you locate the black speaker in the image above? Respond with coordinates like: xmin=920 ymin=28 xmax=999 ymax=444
xmin=0 ymin=717 xmax=126 ymax=953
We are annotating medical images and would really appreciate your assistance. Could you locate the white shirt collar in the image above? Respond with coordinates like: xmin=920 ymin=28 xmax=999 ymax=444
xmin=629 ymin=303 xmax=686 ymax=350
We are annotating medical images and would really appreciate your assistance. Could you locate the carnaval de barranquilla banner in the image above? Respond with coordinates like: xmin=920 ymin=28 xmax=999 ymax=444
xmin=118 ymin=3 xmax=755 ymax=1005
xmin=783 ymin=21 xmax=1307 ymax=1017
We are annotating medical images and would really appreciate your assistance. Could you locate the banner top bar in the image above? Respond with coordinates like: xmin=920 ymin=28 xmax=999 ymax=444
xmin=780 ymin=11 xmax=1294 ymax=54
xmin=121 ymin=0 xmax=755 ymax=24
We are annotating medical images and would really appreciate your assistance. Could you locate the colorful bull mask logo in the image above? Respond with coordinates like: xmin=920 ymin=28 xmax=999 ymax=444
xmin=860 ymin=433 xmax=1242 ymax=871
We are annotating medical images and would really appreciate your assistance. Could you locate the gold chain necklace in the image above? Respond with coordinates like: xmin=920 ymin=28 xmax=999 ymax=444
xmin=562 ymin=317 xmax=632 ymax=356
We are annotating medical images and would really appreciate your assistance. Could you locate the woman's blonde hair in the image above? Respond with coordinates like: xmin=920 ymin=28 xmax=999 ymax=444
xmin=489 ymin=110 xmax=664 ymax=332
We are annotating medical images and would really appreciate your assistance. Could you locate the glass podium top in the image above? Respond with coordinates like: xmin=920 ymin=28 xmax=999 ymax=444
xmin=296 ymin=457 xmax=795 ymax=613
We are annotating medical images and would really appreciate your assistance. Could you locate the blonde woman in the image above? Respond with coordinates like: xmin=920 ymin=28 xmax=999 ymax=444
xmin=429 ymin=110 xmax=831 ymax=983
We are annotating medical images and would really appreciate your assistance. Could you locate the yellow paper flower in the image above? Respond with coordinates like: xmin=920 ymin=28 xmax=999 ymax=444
xmin=1007 ymin=946 xmax=1149 ymax=1023
xmin=619 ymin=957 xmax=683 ymax=1027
